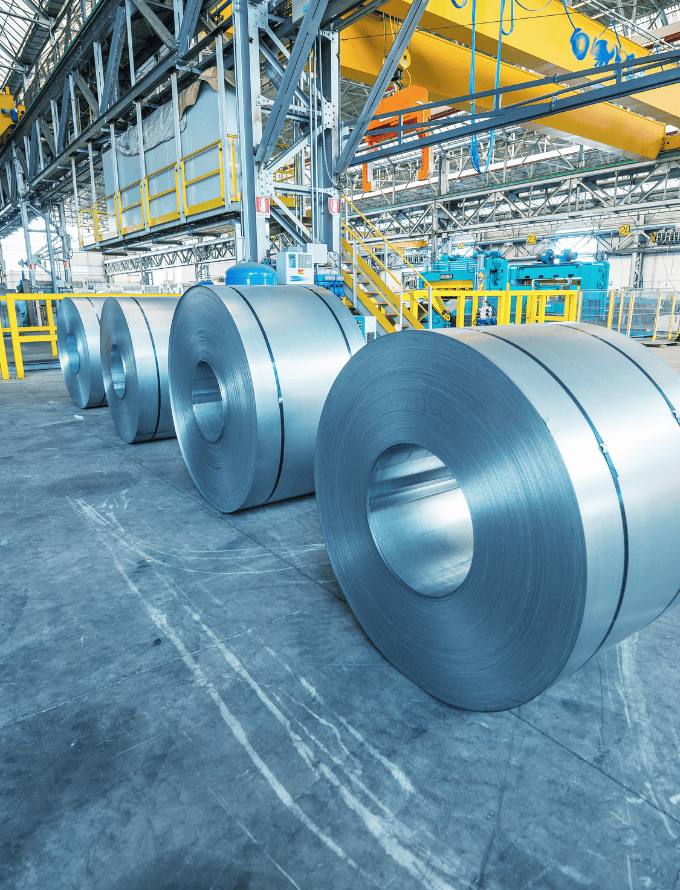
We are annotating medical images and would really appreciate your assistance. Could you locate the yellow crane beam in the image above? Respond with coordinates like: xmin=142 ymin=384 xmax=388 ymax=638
xmin=379 ymin=0 xmax=680 ymax=128
xmin=340 ymin=18 xmax=664 ymax=159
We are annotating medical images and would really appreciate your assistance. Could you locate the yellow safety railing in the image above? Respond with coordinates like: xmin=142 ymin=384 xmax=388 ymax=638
xmin=341 ymin=221 xmax=424 ymax=332
xmin=119 ymin=180 xmax=146 ymax=235
xmin=0 ymin=293 xmax=180 ymax=381
xmin=145 ymin=162 xmax=181 ymax=226
xmin=604 ymin=289 xmax=679 ymax=339
xmin=77 ymin=205 xmax=110 ymax=248
xmin=96 ymin=195 xmax=119 ymax=243
xmin=181 ymin=140 xmax=224 ymax=215
xmin=74 ymin=138 xmax=237 ymax=246
xmin=341 ymin=194 xmax=450 ymax=325
xmin=227 ymin=135 xmax=240 ymax=202
xmin=509 ymin=289 xmax=580 ymax=325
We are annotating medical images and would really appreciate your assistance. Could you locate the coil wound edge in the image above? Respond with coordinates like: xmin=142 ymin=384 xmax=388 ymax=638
xmin=168 ymin=284 xmax=365 ymax=512
xmin=315 ymin=322 xmax=680 ymax=711
xmin=57 ymin=297 xmax=108 ymax=409
xmin=100 ymin=296 xmax=179 ymax=444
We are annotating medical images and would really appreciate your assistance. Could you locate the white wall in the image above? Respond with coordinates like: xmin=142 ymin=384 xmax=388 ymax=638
xmin=607 ymin=256 xmax=630 ymax=289
xmin=640 ymin=252 xmax=680 ymax=289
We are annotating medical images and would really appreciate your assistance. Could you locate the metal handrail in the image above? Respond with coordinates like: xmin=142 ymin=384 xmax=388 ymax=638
xmin=145 ymin=162 xmax=181 ymax=226
xmin=181 ymin=140 xmax=225 ymax=215
xmin=1 ymin=293 xmax=180 ymax=381
xmin=342 ymin=194 xmax=432 ymax=291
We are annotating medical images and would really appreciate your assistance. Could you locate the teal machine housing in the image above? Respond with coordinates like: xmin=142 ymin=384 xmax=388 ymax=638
xmin=415 ymin=249 xmax=610 ymax=326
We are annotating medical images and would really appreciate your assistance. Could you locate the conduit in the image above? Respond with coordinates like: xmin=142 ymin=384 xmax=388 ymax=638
xmin=100 ymin=296 xmax=179 ymax=443
xmin=315 ymin=323 xmax=680 ymax=711
xmin=168 ymin=284 xmax=364 ymax=512
xmin=57 ymin=297 xmax=108 ymax=409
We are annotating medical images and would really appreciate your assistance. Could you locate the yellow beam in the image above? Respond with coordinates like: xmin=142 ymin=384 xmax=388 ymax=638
xmin=340 ymin=17 xmax=664 ymax=159
xmin=381 ymin=0 xmax=680 ymax=128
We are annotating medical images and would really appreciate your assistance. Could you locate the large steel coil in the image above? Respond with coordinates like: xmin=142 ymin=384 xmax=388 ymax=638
xmin=100 ymin=296 xmax=179 ymax=443
xmin=57 ymin=297 xmax=108 ymax=409
xmin=168 ymin=284 xmax=364 ymax=512
xmin=315 ymin=323 xmax=680 ymax=711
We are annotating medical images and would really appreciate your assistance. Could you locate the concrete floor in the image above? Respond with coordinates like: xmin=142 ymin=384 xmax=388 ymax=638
xmin=2 ymin=355 xmax=680 ymax=890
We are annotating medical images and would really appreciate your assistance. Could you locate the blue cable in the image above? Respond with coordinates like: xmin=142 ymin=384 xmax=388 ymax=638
xmin=469 ymin=0 xmax=511 ymax=174
xmin=500 ymin=0 xmax=514 ymax=36
xmin=560 ymin=0 xmax=577 ymax=29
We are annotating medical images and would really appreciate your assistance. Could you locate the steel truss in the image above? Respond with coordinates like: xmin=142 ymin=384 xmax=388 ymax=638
xmin=348 ymin=139 xmax=680 ymax=256
xmin=0 ymin=0 xmax=420 ymax=284
xmin=2 ymin=0 xmax=680 ymax=286
xmin=104 ymin=234 xmax=236 ymax=274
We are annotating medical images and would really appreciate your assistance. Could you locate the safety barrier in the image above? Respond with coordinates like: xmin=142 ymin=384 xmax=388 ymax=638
xmin=181 ymin=140 xmax=225 ymax=216
xmin=0 ymin=293 xmax=180 ymax=381
xmin=75 ymin=137 xmax=240 ymax=247
xmin=145 ymin=163 xmax=181 ymax=226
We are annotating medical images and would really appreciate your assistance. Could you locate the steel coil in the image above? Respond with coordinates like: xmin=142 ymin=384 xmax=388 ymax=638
xmin=168 ymin=284 xmax=364 ymax=512
xmin=57 ymin=297 xmax=108 ymax=409
xmin=315 ymin=323 xmax=680 ymax=711
xmin=100 ymin=296 xmax=179 ymax=443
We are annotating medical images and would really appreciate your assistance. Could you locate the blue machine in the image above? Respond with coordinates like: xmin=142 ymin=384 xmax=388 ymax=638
xmin=226 ymin=261 xmax=277 ymax=286
xmin=415 ymin=248 xmax=610 ymax=326
xmin=314 ymin=271 xmax=344 ymax=296
xmin=420 ymin=254 xmax=477 ymax=289
xmin=507 ymin=250 xmax=609 ymax=292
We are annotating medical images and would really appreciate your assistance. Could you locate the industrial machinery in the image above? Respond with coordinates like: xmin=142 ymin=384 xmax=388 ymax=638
xmin=0 ymin=89 xmax=24 ymax=147
xmin=415 ymin=248 xmax=611 ymax=326
xmin=508 ymin=250 xmax=609 ymax=292
xmin=419 ymin=249 xmax=609 ymax=293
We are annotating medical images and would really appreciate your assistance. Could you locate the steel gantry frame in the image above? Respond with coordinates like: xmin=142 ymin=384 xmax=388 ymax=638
xmin=3 ymin=0 xmax=680 ymax=288
xmin=0 ymin=0 xmax=432 ymax=279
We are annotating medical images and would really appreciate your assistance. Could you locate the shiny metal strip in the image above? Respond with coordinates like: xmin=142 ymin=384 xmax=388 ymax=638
xmin=84 ymin=296 xmax=107 ymax=407
xmin=481 ymin=330 xmax=630 ymax=655
xmin=229 ymin=286 xmax=285 ymax=504
xmin=562 ymin=325 xmax=680 ymax=427
xmin=130 ymin=296 xmax=162 ymax=440
xmin=309 ymin=288 xmax=353 ymax=356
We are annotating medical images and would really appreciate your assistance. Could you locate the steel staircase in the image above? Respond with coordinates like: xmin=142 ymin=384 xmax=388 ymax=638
xmin=340 ymin=196 xmax=450 ymax=335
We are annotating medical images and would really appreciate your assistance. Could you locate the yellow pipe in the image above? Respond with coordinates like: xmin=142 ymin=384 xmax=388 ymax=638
xmin=0 ymin=321 xmax=9 ymax=380
xmin=668 ymin=292 xmax=677 ymax=341
xmin=341 ymin=18 xmax=664 ymax=159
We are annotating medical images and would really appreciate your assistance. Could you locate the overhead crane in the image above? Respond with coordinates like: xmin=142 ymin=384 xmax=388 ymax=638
xmin=379 ymin=0 xmax=680 ymax=128
xmin=339 ymin=16 xmax=667 ymax=160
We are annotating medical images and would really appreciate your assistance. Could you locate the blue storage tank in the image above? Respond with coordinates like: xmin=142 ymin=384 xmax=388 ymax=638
xmin=226 ymin=262 xmax=276 ymax=286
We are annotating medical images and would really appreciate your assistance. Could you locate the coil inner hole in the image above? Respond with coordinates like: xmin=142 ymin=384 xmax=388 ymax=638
xmin=66 ymin=333 xmax=80 ymax=374
xmin=367 ymin=444 xmax=473 ymax=598
xmin=110 ymin=344 xmax=126 ymax=398
xmin=192 ymin=360 xmax=224 ymax=442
